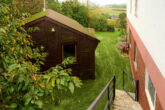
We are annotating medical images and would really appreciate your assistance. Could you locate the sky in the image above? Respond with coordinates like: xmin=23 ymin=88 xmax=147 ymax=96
xmin=59 ymin=0 xmax=127 ymax=6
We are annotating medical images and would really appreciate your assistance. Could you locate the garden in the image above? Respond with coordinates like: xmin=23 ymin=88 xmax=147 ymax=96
xmin=0 ymin=0 xmax=133 ymax=110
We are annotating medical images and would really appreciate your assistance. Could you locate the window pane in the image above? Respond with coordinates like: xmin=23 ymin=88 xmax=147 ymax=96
xmin=134 ymin=43 xmax=137 ymax=62
xmin=148 ymin=75 xmax=155 ymax=105
xmin=64 ymin=44 xmax=75 ymax=59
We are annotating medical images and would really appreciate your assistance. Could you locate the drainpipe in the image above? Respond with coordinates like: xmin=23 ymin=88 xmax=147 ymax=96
xmin=43 ymin=0 xmax=46 ymax=11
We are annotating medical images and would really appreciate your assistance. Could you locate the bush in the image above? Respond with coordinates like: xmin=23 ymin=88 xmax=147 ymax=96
xmin=0 ymin=1 xmax=81 ymax=109
xmin=89 ymin=15 xmax=108 ymax=31
xmin=107 ymin=25 xmax=115 ymax=32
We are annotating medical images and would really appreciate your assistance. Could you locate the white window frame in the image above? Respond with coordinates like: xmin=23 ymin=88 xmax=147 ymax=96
xmin=145 ymin=69 xmax=156 ymax=110
xmin=134 ymin=42 xmax=137 ymax=71
xmin=130 ymin=0 xmax=132 ymax=13
xmin=135 ymin=0 xmax=138 ymax=17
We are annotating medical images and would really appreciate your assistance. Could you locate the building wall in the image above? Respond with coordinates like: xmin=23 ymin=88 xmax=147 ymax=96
xmin=128 ymin=23 xmax=163 ymax=110
xmin=127 ymin=0 xmax=165 ymax=109
xmin=127 ymin=0 xmax=165 ymax=79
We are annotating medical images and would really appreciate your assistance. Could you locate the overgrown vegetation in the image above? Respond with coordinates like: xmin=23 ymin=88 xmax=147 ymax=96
xmin=116 ymin=13 xmax=126 ymax=35
xmin=15 ymin=0 xmax=43 ymax=15
xmin=0 ymin=1 xmax=81 ymax=109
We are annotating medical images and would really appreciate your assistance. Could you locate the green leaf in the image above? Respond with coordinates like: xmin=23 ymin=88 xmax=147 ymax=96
xmin=51 ymin=78 xmax=55 ymax=87
xmin=56 ymin=79 xmax=60 ymax=84
xmin=60 ymin=79 xmax=65 ymax=85
xmin=0 ymin=28 xmax=6 ymax=36
xmin=8 ymin=64 xmax=20 ymax=73
xmin=25 ymin=96 xmax=32 ymax=105
xmin=35 ymin=100 xmax=43 ymax=108
xmin=9 ymin=103 xmax=17 ymax=109
xmin=69 ymin=82 xmax=74 ymax=94
xmin=60 ymin=71 xmax=69 ymax=76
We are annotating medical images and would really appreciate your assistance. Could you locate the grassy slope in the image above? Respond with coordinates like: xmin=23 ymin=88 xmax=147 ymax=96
xmin=51 ymin=32 xmax=133 ymax=110
xmin=89 ymin=7 xmax=126 ymax=16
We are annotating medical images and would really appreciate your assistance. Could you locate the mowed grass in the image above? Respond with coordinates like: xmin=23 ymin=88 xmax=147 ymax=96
xmin=89 ymin=7 xmax=126 ymax=16
xmin=51 ymin=32 xmax=133 ymax=110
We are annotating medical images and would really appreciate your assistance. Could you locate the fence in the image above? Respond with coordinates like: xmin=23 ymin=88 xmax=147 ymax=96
xmin=87 ymin=76 xmax=116 ymax=110
xmin=123 ymin=70 xmax=139 ymax=101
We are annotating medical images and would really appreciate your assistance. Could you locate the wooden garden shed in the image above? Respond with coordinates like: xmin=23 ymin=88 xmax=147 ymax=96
xmin=25 ymin=9 xmax=100 ymax=80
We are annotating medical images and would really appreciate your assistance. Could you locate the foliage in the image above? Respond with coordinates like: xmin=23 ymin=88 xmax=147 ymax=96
xmin=107 ymin=25 xmax=115 ymax=32
xmin=107 ymin=19 xmax=117 ymax=26
xmin=61 ymin=0 xmax=88 ymax=27
xmin=47 ymin=0 xmax=62 ymax=13
xmin=15 ymin=0 xmax=43 ymax=15
xmin=116 ymin=13 xmax=126 ymax=34
xmin=0 ymin=1 xmax=81 ymax=109
xmin=89 ymin=15 xmax=108 ymax=31
xmin=47 ymin=0 xmax=88 ymax=27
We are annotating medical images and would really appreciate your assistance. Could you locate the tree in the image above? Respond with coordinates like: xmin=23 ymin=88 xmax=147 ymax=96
xmin=47 ymin=0 xmax=62 ymax=13
xmin=15 ymin=0 xmax=44 ymax=15
xmin=61 ymin=0 xmax=88 ymax=27
xmin=0 ymin=1 xmax=81 ymax=109
xmin=89 ymin=15 xmax=108 ymax=31
xmin=116 ymin=13 xmax=126 ymax=34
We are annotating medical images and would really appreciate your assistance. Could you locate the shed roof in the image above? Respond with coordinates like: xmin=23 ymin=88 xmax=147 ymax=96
xmin=26 ymin=9 xmax=97 ymax=39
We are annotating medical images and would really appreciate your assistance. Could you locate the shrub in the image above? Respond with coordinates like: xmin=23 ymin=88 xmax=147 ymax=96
xmin=0 ymin=1 xmax=81 ymax=109
xmin=107 ymin=25 xmax=115 ymax=32
xmin=89 ymin=15 xmax=108 ymax=31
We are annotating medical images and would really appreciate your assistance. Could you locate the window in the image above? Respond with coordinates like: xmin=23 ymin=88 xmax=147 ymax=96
xmin=145 ymin=69 xmax=156 ymax=110
xmin=62 ymin=43 xmax=77 ymax=62
xmin=135 ymin=0 xmax=138 ymax=16
xmin=130 ymin=0 xmax=132 ymax=13
xmin=134 ymin=42 xmax=137 ymax=71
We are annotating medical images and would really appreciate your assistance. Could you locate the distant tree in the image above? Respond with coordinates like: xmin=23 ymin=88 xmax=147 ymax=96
xmin=89 ymin=15 xmax=108 ymax=31
xmin=116 ymin=13 xmax=126 ymax=34
xmin=47 ymin=0 xmax=62 ymax=13
xmin=61 ymin=0 xmax=88 ymax=27
xmin=15 ymin=0 xmax=43 ymax=15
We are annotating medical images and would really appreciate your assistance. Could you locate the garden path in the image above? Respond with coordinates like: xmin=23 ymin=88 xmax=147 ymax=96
xmin=113 ymin=90 xmax=143 ymax=110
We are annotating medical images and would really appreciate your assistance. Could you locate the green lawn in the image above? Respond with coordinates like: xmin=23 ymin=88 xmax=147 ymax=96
xmin=49 ymin=32 xmax=133 ymax=110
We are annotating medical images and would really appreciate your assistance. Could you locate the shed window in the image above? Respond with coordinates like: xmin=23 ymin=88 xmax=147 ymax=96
xmin=134 ymin=42 xmax=137 ymax=71
xmin=145 ymin=69 xmax=156 ymax=110
xmin=62 ymin=43 xmax=77 ymax=62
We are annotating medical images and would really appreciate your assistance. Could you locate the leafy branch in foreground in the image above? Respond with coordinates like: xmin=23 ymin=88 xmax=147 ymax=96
xmin=0 ymin=0 xmax=82 ymax=109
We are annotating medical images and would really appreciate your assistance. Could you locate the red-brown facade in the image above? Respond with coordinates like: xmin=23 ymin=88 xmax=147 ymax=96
xmin=127 ymin=19 xmax=163 ymax=110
